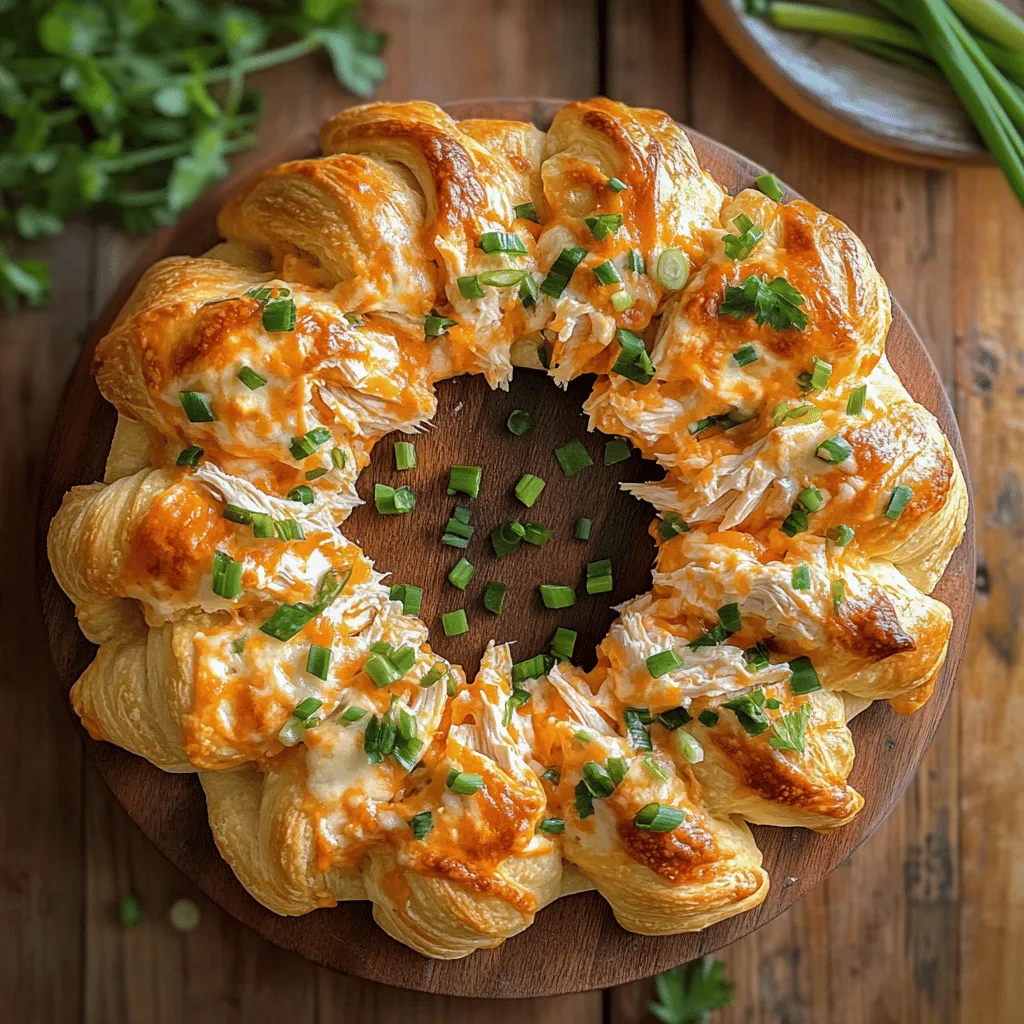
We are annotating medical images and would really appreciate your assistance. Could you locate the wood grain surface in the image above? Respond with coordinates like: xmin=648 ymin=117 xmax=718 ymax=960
xmin=4 ymin=0 xmax=1017 ymax=1020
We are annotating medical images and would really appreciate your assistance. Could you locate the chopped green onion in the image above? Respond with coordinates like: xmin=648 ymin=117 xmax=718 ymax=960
xmin=441 ymin=609 xmax=469 ymax=636
xmin=733 ymin=345 xmax=759 ymax=367
xmin=448 ymin=465 xmax=482 ymax=498
xmin=410 ymin=811 xmax=433 ymax=840
xmin=756 ymin=173 xmax=785 ymax=201
xmin=584 ymin=213 xmax=623 ymax=240
xmin=512 ymin=653 xmax=554 ymax=683
xmin=816 ymin=437 xmax=853 ymax=464
xmin=846 ymin=384 xmax=867 ymax=415
xmin=419 ymin=663 xmax=447 ymax=688
xmin=374 ymin=483 xmax=415 ymax=515
xmin=237 ymin=365 xmax=267 ymax=390
xmin=554 ymin=439 xmax=594 ymax=477
xmin=607 ymin=756 xmax=629 ymax=785
xmin=806 ymin=357 xmax=833 ymax=392
xmin=541 ymin=765 xmax=560 ymax=785
xmin=247 ymin=512 xmax=272 ymax=539
xmin=330 ymin=447 xmax=347 ymax=470
xmin=364 ymin=652 xmax=401 ymax=688
xmin=507 ymin=409 xmax=532 ymax=436
xmin=832 ymin=578 xmax=846 ymax=614
xmin=539 ymin=584 xmax=575 ymax=609
xmin=304 ymin=468 xmax=327 ymax=481
xmin=720 ymin=274 xmax=809 ymax=331
xmin=394 ymin=441 xmax=416 ymax=471
xmin=305 ymin=644 xmax=331 ymax=681
xmin=722 ymin=690 xmax=770 ymax=735
xmin=211 ymin=550 xmax=243 ymax=600
xmin=538 ymin=817 xmax=565 ymax=834
xmin=575 ymin=781 xmax=595 ymax=819
xmin=523 ymin=521 xmax=552 ymax=546
xmin=626 ymin=249 xmax=645 ymax=273
xmin=655 ymin=248 xmax=689 ymax=290
xmin=574 ymin=516 xmax=592 ymax=541
xmin=479 ymin=268 xmax=528 ymax=288
xmin=606 ymin=176 xmax=628 ymax=192
xmin=515 ymin=473 xmax=546 ymax=507
xmin=656 ymin=706 xmax=691 ymax=730
xmin=581 ymin=760 xmax=616 ymax=797
xmin=514 ymin=201 xmax=539 ymax=222
xmin=610 ymin=327 xmax=656 ymax=385
xmin=646 ymin=648 xmax=683 ymax=678
xmin=483 ymin=581 xmax=507 ymax=614
xmin=643 ymin=754 xmax=668 ymax=781
xmin=458 ymin=274 xmax=486 ymax=299
xmin=262 ymin=298 xmax=296 ymax=332
xmin=342 ymin=312 xmax=363 ymax=326
xmin=634 ymin=803 xmax=685 ymax=832
xmin=788 ymin=655 xmax=822 ymax=694
xmin=502 ymin=686 xmax=530 ymax=728
xmin=765 ymin=697 xmax=782 ymax=710
xmin=792 ymin=564 xmax=811 ymax=590
xmin=659 ymin=513 xmax=689 ymax=540
xmin=289 ymin=427 xmax=332 ymax=460
xmin=479 ymin=230 xmax=528 ymax=255
xmin=592 ymin=260 xmax=622 ymax=285
xmin=452 ymin=505 xmax=472 ymax=525
xmin=676 ymin=730 xmax=704 ymax=764
xmin=772 ymin=402 xmax=822 ymax=426
xmin=519 ymin=273 xmax=539 ymax=307
xmin=540 ymin=246 xmax=587 ymax=298
xmin=828 ymin=524 xmax=855 ymax=546
xmin=274 ymin=518 xmax=304 ymax=541
xmin=550 ymin=627 xmax=577 ymax=661
xmin=223 ymin=504 xmax=257 ymax=525
xmin=447 ymin=768 xmax=484 ymax=794
xmin=341 ymin=706 xmax=367 ymax=723
xmin=491 ymin=521 xmax=525 ymax=557
xmin=424 ymin=312 xmax=457 ymax=339
xmin=179 ymin=391 xmax=215 ymax=423
xmin=390 ymin=584 xmax=423 ymax=616
xmin=723 ymin=214 xmax=764 ymax=261
xmin=781 ymin=507 xmax=809 ymax=537
xmin=718 ymin=602 xmax=742 ymax=633
xmin=448 ymin=557 xmax=474 ymax=591
xmin=698 ymin=709 xmax=720 ymax=728
xmin=689 ymin=624 xmax=730 ymax=649
xmin=610 ymin=290 xmax=633 ymax=311
xmin=798 ymin=486 xmax=823 ymax=512
xmin=176 ymin=444 xmax=203 ymax=467
xmin=585 ymin=557 xmax=613 ymax=595
xmin=886 ymin=485 xmax=913 ymax=521
xmin=745 ymin=643 xmax=771 ymax=671
xmin=574 ymin=729 xmax=592 ymax=743
xmin=604 ymin=437 xmax=631 ymax=464
xmin=625 ymin=707 xmax=653 ymax=751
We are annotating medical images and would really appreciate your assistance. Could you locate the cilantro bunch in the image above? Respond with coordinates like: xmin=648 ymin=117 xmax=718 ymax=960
xmin=0 ymin=0 xmax=386 ymax=310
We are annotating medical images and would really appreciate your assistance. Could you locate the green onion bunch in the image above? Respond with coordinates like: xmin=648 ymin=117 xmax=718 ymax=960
xmin=748 ymin=0 xmax=1024 ymax=206
xmin=0 ymin=0 xmax=386 ymax=310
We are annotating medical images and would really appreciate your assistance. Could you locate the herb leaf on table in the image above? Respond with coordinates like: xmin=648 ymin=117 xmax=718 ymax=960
xmin=650 ymin=957 xmax=734 ymax=1024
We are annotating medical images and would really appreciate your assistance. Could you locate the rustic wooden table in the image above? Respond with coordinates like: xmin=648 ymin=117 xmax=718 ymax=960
xmin=4 ymin=1 xmax=1018 ymax=1021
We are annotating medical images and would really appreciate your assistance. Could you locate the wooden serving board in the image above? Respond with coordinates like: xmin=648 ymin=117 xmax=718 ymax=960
xmin=36 ymin=98 xmax=975 ymax=998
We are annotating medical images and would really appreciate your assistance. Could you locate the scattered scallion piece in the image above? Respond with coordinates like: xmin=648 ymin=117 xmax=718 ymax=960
xmin=634 ymin=803 xmax=685 ymax=832
xmin=410 ymin=811 xmax=433 ymax=840
xmin=607 ymin=756 xmax=629 ymax=785
xmin=604 ymin=437 xmax=631 ymax=464
xmin=610 ymin=327 xmax=656 ymax=384
xmin=479 ymin=268 xmax=528 ymax=288
xmin=364 ymin=652 xmax=401 ymax=688
xmin=539 ymin=584 xmax=576 ymax=609
xmin=625 ymin=707 xmax=653 ymax=751
xmin=607 ymin=176 xmax=628 ymax=192
xmin=237 ymin=365 xmax=267 ymax=390
xmin=719 ymin=273 xmax=809 ymax=331
xmin=593 ymin=260 xmax=622 ymax=285
xmin=448 ymin=558 xmax=474 ymax=591
xmin=733 ymin=344 xmax=759 ymax=367
xmin=491 ymin=521 xmax=526 ymax=557
xmin=756 ymin=172 xmax=785 ymax=201
xmin=656 ymin=706 xmax=691 ymax=730
xmin=262 ymin=297 xmax=296 ymax=333
xmin=816 ymin=437 xmax=853 ymax=464
xmin=772 ymin=402 xmax=822 ymax=426
xmin=179 ymin=391 xmax=215 ymax=423
xmin=655 ymin=248 xmax=689 ymax=290
xmin=341 ymin=706 xmax=367 ymax=723
xmin=846 ymin=384 xmax=868 ymax=415
xmin=289 ymin=426 xmax=331 ymax=460
xmin=479 ymin=230 xmax=528 ymax=255
xmin=507 ymin=409 xmax=533 ymax=436
xmin=626 ymin=249 xmax=645 ymax=273
xmin=541 ymin=765 xmax=561 ymax=786
xmin=788 ymin=655 xmax=822 ymax=694
xmin=647 ymin=648 xmax=684 ymax=678
xmin=390 ymin=584 xmax=423 ymax=616
xmin=718 ymin=602 xmax=742 ymax=634
xmin=832 ymin=578 xmax=846 ymax=614
xmin=258 ymin=568 xmax=349 ymax=642
xmin=584 ymin=213 xmax=623 ymax=240
xmin=514 ymin=201 xmax=539 ymax=222
xmin=722 ymin=690 xmax=770 ymax=736
xmin=574 ymin=516 xmax=592 ymax=541
xmin=512 ymin=653 xmax=555 ymax=683
xmin=306 ymin=644 xmax=331 ymax=681
xmin=211 ymin=550 xmax=243 ymax=600
xmin=689 ymin=624 xmax=730 ymax=649
xmin=792 ymin=564 xmax=811 ymax=590
xmin=699 ymin=709 xmax=720 ymax=728
xmin=520 ymin=273 xmax=539 ymax=308
xmin=483 ymin=581 xmax=507 ymax=614
xmin=643 ymin=754 xmax=669 ymax=781
xmin=515 ymin=473 xmax=546 ymax=507
xmin=745 ymin=643 xmax=771 ymax=671
xmin=554 ymin=439 xmax=594 ymax=477
xmin=828 ymin=524 xmax=855 ymax=546
xmin=274 ymin=518 xmax=304 ymax=541
xmin=223 ymin=504 xmax=257 ymax=525
xmin=374 ymin=483 xmax=415 ymax=515
xmin=419 ymin=663 xmax=447 ymax=688
xmin=441 ymin=609 xmax=469 ymax=636
xmin=798 ymin=486 xmax=823 ymax=512
xmin=585 ymin=557 xmax=613 ymax=594
xmin=676 ymin=730 xmax=705 ymax=764
xmin=886 ymin=485 xmax=913 ymax=520
xmin=304 ymin=468 xmax=328 ymax=481
xmin=457 ymin=274 xmax=486 ymax=300
xmin=611 ymin=289 xmax=633 ymax=311
xmin=781 ymin=506 xmax=809 ymax=537
xmin=447 ymin=768 xmax=484 ymax=794
xmin=176 ymin=444 xmax=204 ymax=468
xmin=394 ymin=441 xmax=416 ymax=471
xmin=538 ymin=817 xmax=566 ymax=834
xmin=448 ymin=465 xmax=482 ymax=498
xmin=659 ymin=513 xmax=689 ymax=540
xmin=424 ymin=311 xmax=457 ymax=338
xmin=331 ymin=447 xmax=347 ymax=470
xmin=581 ymin=760 xmax=616 ymax=797
xmin=523 ymin=521 xmax=552 ymax=546
xmin=723 ymin=213 xmax=764 ymax=261
xmin=801 ymin=356 xmax=833 ymax=393
xmin=540 ymin=245 xmax=587 ymax=298
xmin=550 ymin=627 xmax=577 ymax=661
xmin=575 ymin=781 xmax=595 ymax=819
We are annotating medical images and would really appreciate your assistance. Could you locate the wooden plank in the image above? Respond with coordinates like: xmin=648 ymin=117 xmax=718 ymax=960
xmin=953 ymin=165 xmax=1024 ymax=1024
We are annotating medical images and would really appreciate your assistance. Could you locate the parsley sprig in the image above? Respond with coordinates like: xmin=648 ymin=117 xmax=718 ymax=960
xmin=650 ymin=957 xmax=734 ymax=1024
xmin=0 ymin=0 xmax=386 ymax=310
xmin=719 ymin=273 xmax=809 ymax=331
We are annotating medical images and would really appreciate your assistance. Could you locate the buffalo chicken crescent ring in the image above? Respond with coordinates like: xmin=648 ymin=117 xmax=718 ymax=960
xmin=48 ymin=99 xmax=967 ymax=958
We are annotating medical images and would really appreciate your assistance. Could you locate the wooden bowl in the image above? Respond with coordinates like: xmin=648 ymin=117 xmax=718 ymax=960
xmin=699 ymin=0 xmax=990 ymax=168
xmin=36 ymin=98 xmax=975 ymax=997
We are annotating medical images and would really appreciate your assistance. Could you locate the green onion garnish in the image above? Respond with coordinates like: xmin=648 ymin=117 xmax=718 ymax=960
xmin=798 ymin=486 xmax=823 ymax=512
xmin=523 ymin=521 xmax=552 ymax=546
xmin=540 ymin=245 xmax=587 ymax=298
xmin=584 ymin=213 xmax=623 ymax=240
xmin=541 ymin=765 xmax=560 ymax=785
xmin=804 ymin=356 xmax=833 ymax=392
xmin=554 ymin=439 xmax=594 ymax=477
xmin=781 ymin=506 xmax=809 ymax=537
xmin=655 ymin=248 xmax=689 ymax=290
xmin=658 ymin=513 xmax=689 ymax=540
xmin=634 ymin=803 xmax=685 ymax=832
xmin=262 ymin=297 xmax=296 ymax=333
xmin=718 ymin=602 xmax=742 ymax=633
xmin=581 ymin=760 xmax=616 ymax=798
xmin=390 ymin=584 xmax=423 ymax=616
xmin=457 ymin=274 xmax=486 ymax=300
xmin=626 ymin=249 xmax=645 ymax=273
xmin=792 ymin=564 xmax=811 ymax=590
xmin=424 ymin=311 xmax=457 ymax=339
xmin=689 ymin=624 xmax=730 ymax=649
xmin=610 ymin=327 xmax=656 ymax=384
xmin=491 ymin=521 xmax=525 ymax=557
xmin=585 ymin=557 xmax=613 ymax=594
xmin=250 ymin=512 xmax=274 ymax=537
xmin=719 ymin=274 xmax=809 ymax=331
xmin=723 ymin=213 xmax=764 ymax=261
xmin=656 ymin=706 xmax=691 ymax=730
xmin=538 ymin=817 xmax=565 ymax=834
xmin=788 ymin=655 xmax=822 ymax=694
xmin=607 ymin=756 xmax=628 ymax=785
xmin=646 ymin=648 xmax=683 ymax=678
xmin=539 ymin=584 xmax=575 ymax=609
xmin=330 ymin=447 xmax=346 ymax=470
xmin=676 ymin=731 xmax=704 ymax=764
xmin=507 ymin=409 xmax=532 ymax=436
xmin=391 ymin=645 xmax=416 ymax=675
xmin=304 ymin=468 xmax=327 ymax=481
xmin=756 ymin=173 xmax=785 ymax=201
xmin=483 ymin=581 xmax=507 ymax=614
xmin=745 ymin=643 xmax=771 ymax=672
xmin=733 ymin=345 xmax=759 ymax=367
xmin=179 ymin=391 xmax=215 ymax=423
xmin=448 ymin=557 xmax=474 ymax=591
xmin=722 ymin=690 xmax=770 ymax=735
xmin=479 ymin=268 xmax=528 ymax=288
xmin=341 ymin=706 xmax=367 ymax=723
xmin=592 ymin=260 xmax=622 ymax=286
xmin=514 ymin=201 xmax=539 ymax=222
xmin=606 ymin=176 xmax=628 ymax=192
xmin=410 ymin=811 xmax=433 ymax=840
xmin=519 ymin=273 xmax=538 ymax=307
xmin=223 ymin=504 xmax=257 ymax=525
xmin=603 ymin=437 xmax=631 ymax=464
xmin=698 ymin=709 xmax=719 ymax=728
xmin=258 ymin=568 xmax=349 ymax=642
xmin=816 ymin=437 xmax=853 ymax=464
xmin=237 ymin=366 xmax=267 ymax=390
xmin=479 ymin=230 xmax=528 ymax=255
xmin=832 ymin=578 xmax=846 ymax=613
xmin=448 ymin=465 xmax=482 ymax=498
xmin=374 ymin=483 xmax=415 ymax=515
xmin=610 ymin=289 xmax=633 ymax=311
xmin=515 ymin=473 xmax=546 ymax=507
xmin=574 ymin=517 xmax=592 ymax=541
xmin=772 ymin=402 xmax=821 ymax=426
xmin=289 ymin=426 xmax=331 ymax=460
xmin=643 ymin=754 xmax=668 ymax=781
xmin=846 ymin=384 xmax=867 ymax=416
xmin=828 ymin=524 xmax=855 ymax=546
xmin=364 ymin=652 xmax=400 ymax=688
xmin=550 ymin=627 xmax=577 ymax=662
xmin=624 ymin=707 xmax=653 ymax=751
xmin=394 ymin=441 xmax=416 ymax=471
xmin=273 ymin=518 xmax=304 ymax=541
xmin=306 ymin=644 xmax=331 ymax=681
xmin=176 ymin=444 xmax=204 ymax=468
xmin=574 ymin=781 xmax=595 ymax=819
xmin=885 ymin=485 xmax=913 ymax=520
xmin=419 ymin=663 xmax=447 ymax=688
xmin=512 ymin=653 xmax=554 ymax=683
xmin=211 ymin=550 xmax=243 ymax=600
xmin=441 ymin=609 xmax=469 ymax=636
xmin=447 ymin=768 xmax=484 ymax=794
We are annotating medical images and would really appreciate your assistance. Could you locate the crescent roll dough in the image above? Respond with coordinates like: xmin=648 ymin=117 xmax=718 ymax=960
xmin=48 ymin=99 xmax=967 ymax=958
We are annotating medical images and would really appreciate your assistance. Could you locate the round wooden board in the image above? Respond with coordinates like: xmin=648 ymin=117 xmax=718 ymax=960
xmin=699 ymin=0 xmax=991 ymax=168
xmin=37 ymin=98 xmax=975 ymax=998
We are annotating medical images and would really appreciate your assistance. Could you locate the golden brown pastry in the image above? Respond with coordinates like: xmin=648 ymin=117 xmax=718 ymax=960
xmin=47 ymin=99 xmax=968 ymax=959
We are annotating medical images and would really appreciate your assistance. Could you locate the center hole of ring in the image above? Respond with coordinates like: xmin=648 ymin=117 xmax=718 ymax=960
xmin=344 ymin=370 xmax=660 ymax=678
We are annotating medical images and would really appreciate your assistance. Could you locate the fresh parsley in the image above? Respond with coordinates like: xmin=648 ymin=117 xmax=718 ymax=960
xmin=719 ymin=273 xmax=809 ymax=331
xmin=769 ymin=700 xmax=813 ymax=753
xmin=650 ymin=957 xmax=734 ymax=1024
xmin=0 ymin=0 xmax=386 ymax=309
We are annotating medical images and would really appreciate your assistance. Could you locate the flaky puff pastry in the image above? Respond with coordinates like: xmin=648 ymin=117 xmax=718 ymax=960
xmin=49 ymin=99 xmax=968 ymax=960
